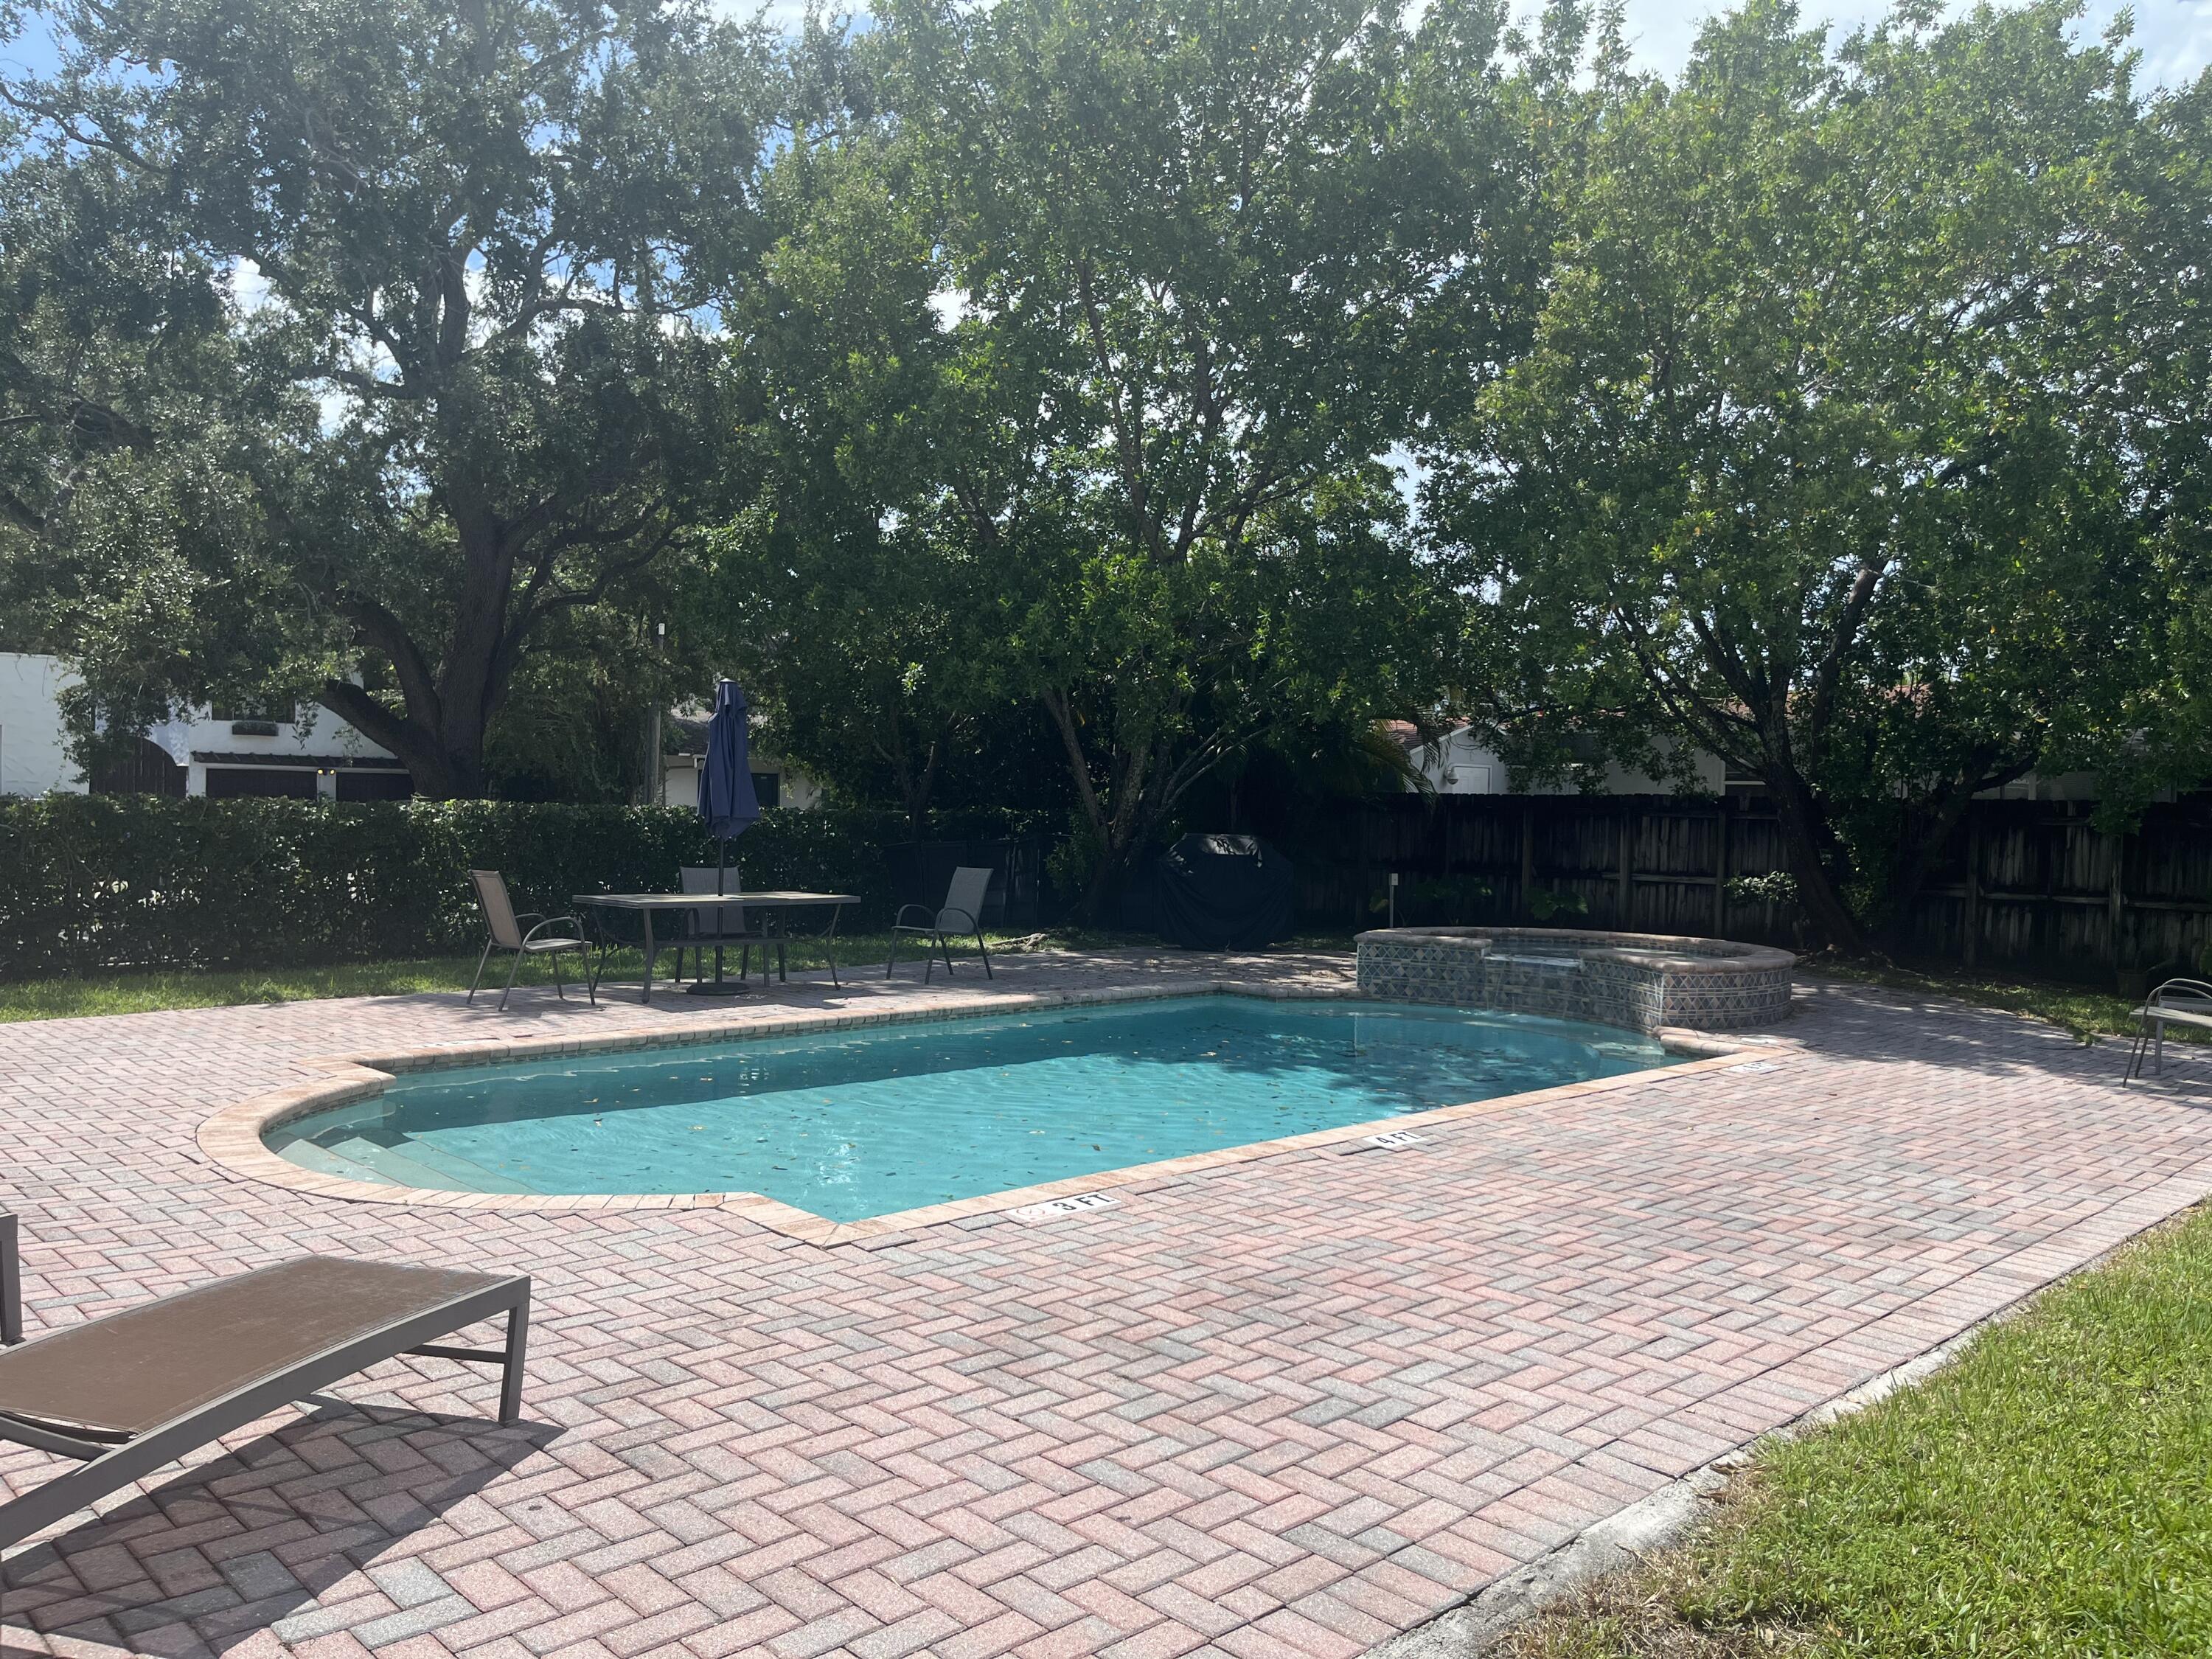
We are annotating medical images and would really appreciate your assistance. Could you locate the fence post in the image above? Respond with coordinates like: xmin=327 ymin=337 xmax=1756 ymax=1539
xmin=1519 ymin=808 xmax=1535 ymax=922
xmin=1354 ymin=804 xmax=1371 ymax=931
xmin=2109 ymin=826 xmax=2125 ymax=975
xmin=1963 ymin=813 xmax=1980 ymax=969
xmin=1617 ymin=813 xmax=1632 ymax=925
xmin=1712 ymin=796 xmax=1729 ymax=936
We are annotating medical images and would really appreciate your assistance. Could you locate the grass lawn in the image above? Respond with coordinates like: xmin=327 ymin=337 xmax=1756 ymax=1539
xmin=1498 ymin=1203 xmax=2212 ymax=1659
xmin=0 ymin=928 xmax=1362 ymax=1022
xmin=0 ymin=931 xmax=1013 ymax=1022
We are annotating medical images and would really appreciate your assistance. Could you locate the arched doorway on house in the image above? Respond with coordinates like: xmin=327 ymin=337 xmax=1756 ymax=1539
xmin=89 ymin=737 xmax=187 ymax=797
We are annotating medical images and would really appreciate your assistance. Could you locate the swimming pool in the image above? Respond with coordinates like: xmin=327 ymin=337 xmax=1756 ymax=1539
xmin=268 ymin=995 xmax=1672 ymax=1222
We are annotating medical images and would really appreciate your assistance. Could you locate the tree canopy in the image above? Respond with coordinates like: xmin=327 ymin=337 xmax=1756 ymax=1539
xmin=1421 ymin=0 xmax=2212 ymax=947
xmin=717 ymin=0 xmax=1495 ymax=907
xmin=0 ymin=0 xmax=779 ymax=795
xmin=4 ymin=0 xmax=2208 ymax=950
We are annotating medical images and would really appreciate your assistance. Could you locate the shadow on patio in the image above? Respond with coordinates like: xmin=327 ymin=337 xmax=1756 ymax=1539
xmin=1 ymin=1402 xmax=554 ymax=1657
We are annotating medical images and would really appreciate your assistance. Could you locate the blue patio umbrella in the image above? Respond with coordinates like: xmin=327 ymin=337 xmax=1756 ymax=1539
xmin=698 ymin=678 xmax=762 ymax=883
xmin=690 ymin=678 xmax=761 ymax=995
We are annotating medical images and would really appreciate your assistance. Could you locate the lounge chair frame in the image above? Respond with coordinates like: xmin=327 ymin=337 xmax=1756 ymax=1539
xmin=1 ymin=1210 xmax=18 ymax=1346
xmin=0 ymin=1245 xmax=529 ymax=1552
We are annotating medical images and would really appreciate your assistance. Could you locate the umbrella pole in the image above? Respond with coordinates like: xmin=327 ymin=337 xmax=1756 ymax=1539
xmin=687 ymin=834 xmax=748 ymax=995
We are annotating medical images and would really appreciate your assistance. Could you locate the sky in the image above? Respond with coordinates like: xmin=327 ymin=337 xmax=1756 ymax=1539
xmin=1610 ymin=0 xmax=2211 ymax=86
xmin=3 ymin=0 xmax=2208 ymax=85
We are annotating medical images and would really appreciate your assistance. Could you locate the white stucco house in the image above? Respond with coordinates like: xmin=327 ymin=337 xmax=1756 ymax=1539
xmin=1395 ymin=723 xmax=1737 ymax=797
xmin=0 ymin=651 xmax=408 ymax=799
xmin=656 ymin=710 xmax=824 ymax=811
xmin=3 ymin=653 xmax=830 ymax=807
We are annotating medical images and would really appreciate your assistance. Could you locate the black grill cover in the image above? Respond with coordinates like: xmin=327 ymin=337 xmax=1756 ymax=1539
xmin=1150 ymin=834 xmax=1295 ymax=950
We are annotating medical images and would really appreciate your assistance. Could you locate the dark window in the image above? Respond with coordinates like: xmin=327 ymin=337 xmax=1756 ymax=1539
xmin=211 ymin=700 xmax=296 ymax=725
xmin=751 ymin=770 xmax=781 ymax=808
xmin=90 ymin=737 xmax=187 ymax=798
xmin=337 ymin=770 xmax=414 ymax=801
xmin=205 ymin=768 xmax=316 ymax=799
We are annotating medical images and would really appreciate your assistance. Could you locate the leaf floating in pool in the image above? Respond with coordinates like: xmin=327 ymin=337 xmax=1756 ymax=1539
xmin=691 ymin=1125 xmax=706 ymax=1131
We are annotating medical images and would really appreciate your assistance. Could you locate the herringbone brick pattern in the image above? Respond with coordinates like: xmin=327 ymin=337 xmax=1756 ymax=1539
xmin=3 ymin=953 xmax=2210 ymax=1659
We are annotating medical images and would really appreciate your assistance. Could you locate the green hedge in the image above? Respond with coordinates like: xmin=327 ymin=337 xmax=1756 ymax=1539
xmin=0 ymin=796 xmax=1056 ymax=975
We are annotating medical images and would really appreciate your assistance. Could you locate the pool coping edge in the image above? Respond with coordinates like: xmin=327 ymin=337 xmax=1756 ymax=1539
xmin=195 ymin=979 xmax=1798 ymax=1245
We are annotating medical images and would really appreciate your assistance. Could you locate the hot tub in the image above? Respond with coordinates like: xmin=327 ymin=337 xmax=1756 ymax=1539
xmin=1355 ymin=926 xmax=1795 ymax=1032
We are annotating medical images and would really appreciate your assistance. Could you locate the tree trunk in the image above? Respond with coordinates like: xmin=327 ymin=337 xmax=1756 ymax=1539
xmin=902 ymin=739 xmax=942 ymax=839
xmin=1767 ymin=771 xmax=1865 ymax=953
xmin=1042 ymin=688 xmax=1159 ymax=925
xmin=317 ymin=678 xmax=488 ymax=799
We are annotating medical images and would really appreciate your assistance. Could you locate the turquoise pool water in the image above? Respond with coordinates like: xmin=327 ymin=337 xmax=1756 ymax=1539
xmin=268 ymin=995 xmax=1669 ymax=1221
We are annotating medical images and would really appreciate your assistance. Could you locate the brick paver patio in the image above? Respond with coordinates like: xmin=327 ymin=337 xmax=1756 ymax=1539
xmin=4 ymin=950 xmax=2210 ymax=1659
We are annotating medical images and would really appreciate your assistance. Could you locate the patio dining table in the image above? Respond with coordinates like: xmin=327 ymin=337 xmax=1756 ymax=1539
xmin=573 ymin=891 xmax=861 ymax=1004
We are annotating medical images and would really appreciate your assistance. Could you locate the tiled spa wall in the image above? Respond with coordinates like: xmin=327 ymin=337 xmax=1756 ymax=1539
xmin=1355 ymin=928 xmax=1795 ymax=1032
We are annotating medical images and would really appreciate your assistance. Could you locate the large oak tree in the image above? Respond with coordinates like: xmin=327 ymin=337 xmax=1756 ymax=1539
xmin=0 ymin=0 xmax=779 ymax=795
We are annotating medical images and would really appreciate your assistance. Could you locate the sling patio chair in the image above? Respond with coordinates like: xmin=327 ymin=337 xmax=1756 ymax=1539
xmin=888 ymin=864 xmax=995 ymax=983
xmin=675 ymin=865 xmax=782 ymax=986
xmin=2122 ymin=975 xmax=2212 ymax=1083
xmin=0 ymin=1217 xmax=530 ymax=1553
xmin=467 ymin=869 xmax=592 ymax=1011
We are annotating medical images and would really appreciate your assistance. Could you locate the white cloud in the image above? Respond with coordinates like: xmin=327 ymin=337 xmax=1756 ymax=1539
xmin=229 ymin=257 xmax=274 ymax=314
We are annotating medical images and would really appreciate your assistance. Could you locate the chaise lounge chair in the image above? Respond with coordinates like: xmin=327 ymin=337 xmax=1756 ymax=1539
xmin=0 ymin=1217 xmax=529 ymax=1552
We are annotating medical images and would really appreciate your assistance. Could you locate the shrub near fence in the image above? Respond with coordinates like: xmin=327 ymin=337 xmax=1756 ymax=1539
xmin=0 ymin=796 xmax=1054 ymax=976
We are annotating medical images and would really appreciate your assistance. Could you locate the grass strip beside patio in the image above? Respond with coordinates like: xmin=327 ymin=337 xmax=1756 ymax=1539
xmin=1498 ymin=1203 xmax=2212 ymax=1658
xmin=0 ymin=933 xmax=1024 ymax=1022
xmin=1804 ymin=960 xmax=2162 ymax=1044
xmin=0 ymin=931 xmax=1367 ymax=1022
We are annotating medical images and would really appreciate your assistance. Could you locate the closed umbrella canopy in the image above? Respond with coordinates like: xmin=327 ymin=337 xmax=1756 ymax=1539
xmin=699 ymin=679 xmax=761 ymax=846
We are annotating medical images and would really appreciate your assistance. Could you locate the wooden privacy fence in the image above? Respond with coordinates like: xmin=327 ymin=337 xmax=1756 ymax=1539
xmin=1277 ymin=794 xmax=2212 ymax=986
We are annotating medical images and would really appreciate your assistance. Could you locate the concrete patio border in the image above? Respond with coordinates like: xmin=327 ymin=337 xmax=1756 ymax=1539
xmin=195 ymin=981 xmax=1785 ymax=1247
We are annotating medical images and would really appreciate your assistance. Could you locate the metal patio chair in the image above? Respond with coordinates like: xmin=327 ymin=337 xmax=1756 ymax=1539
xmin=467 ymin=869 xmax=591 ymax=1010
xmin=888 ymin=864 xmax=994 ymax=983
xmin=2122 ymin=975 xmax=2212 ymax=1083
xmin=675 ymin=865 xmax=783 ymax=985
